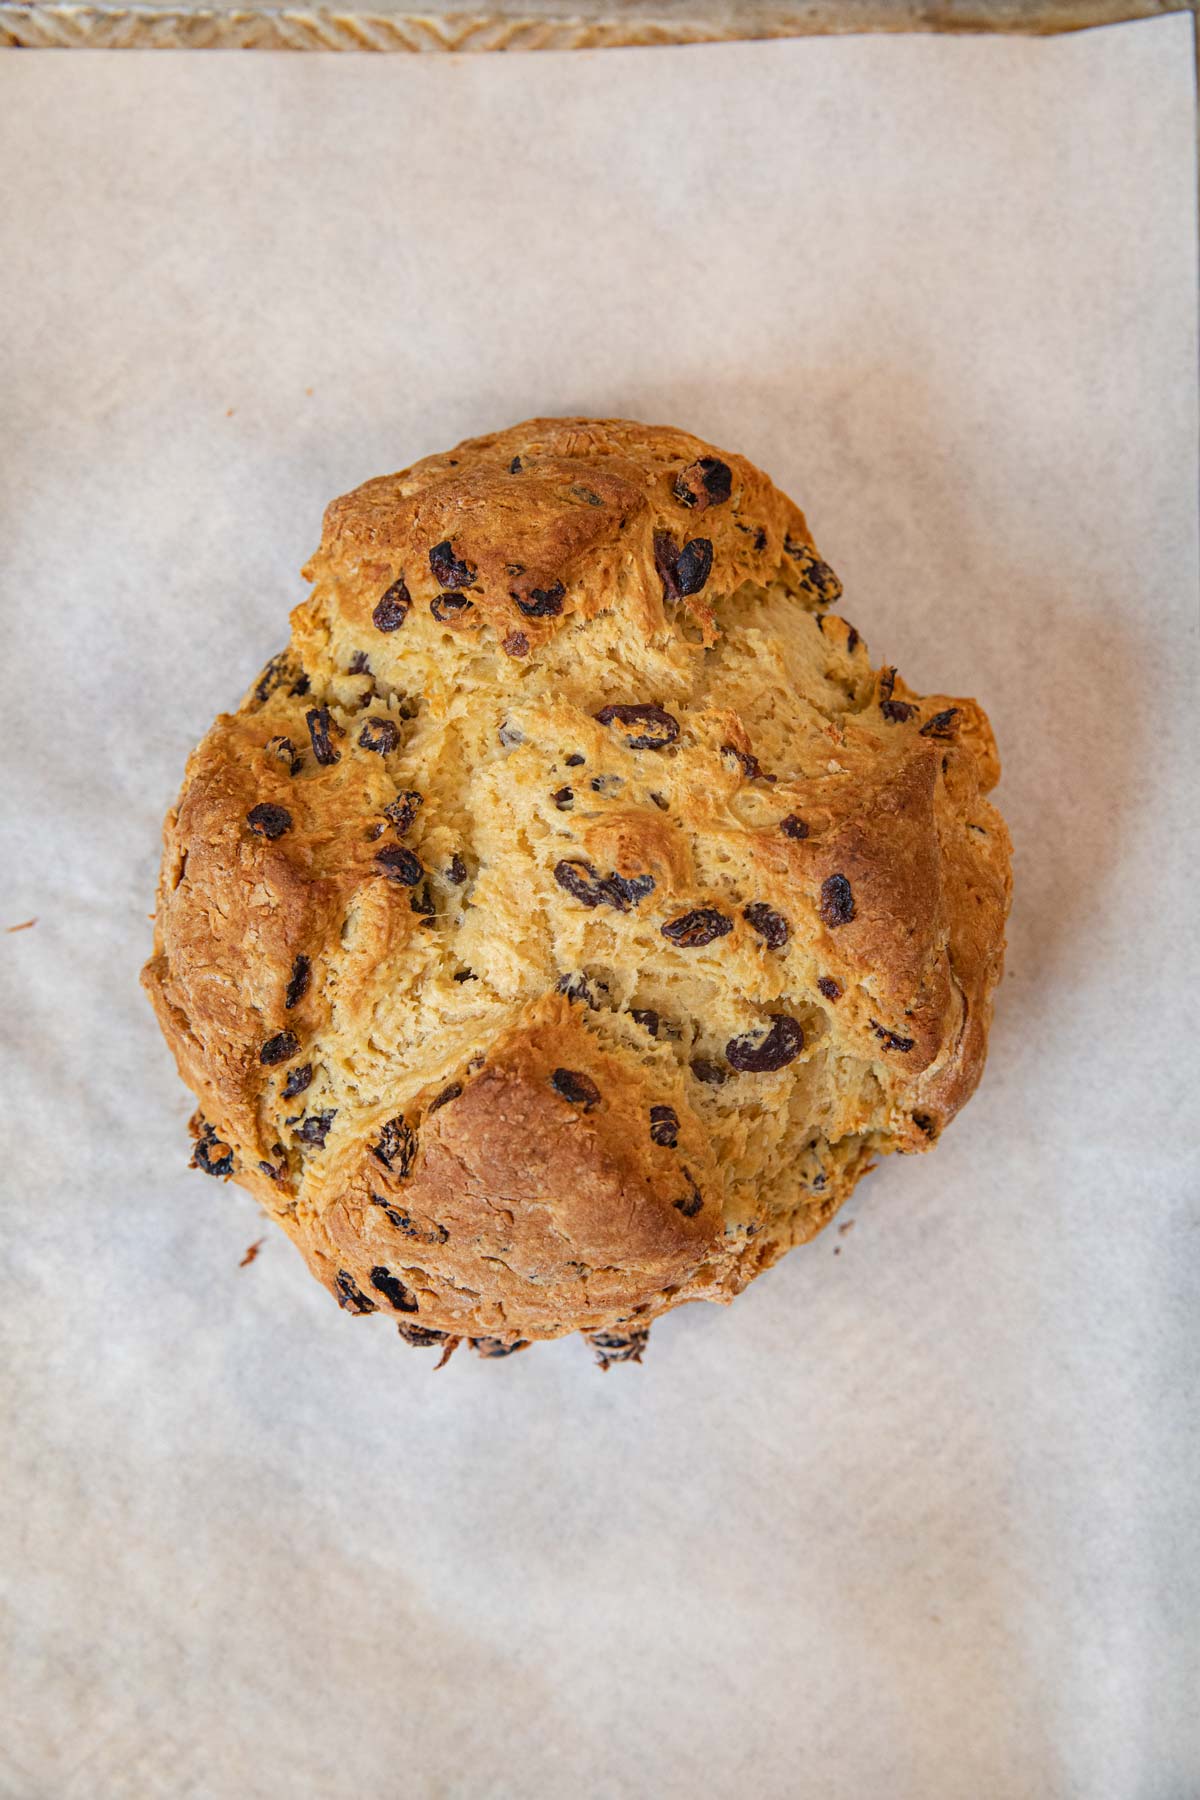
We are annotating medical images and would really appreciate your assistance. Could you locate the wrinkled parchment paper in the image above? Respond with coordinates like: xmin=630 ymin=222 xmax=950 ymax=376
xmin=1 ymin=20 xmax=1197 ymax=1797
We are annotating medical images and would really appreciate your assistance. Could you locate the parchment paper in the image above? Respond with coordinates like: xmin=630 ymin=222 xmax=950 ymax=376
xmin=1 ymin=20 xmax=1197 ymax=1799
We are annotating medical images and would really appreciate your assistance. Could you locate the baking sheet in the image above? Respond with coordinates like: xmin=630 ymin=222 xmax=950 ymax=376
xmin=1 ymin=0 xmax=1185 ymax=54
xmin=1 ymin=20 xmax=1197 ymax=1798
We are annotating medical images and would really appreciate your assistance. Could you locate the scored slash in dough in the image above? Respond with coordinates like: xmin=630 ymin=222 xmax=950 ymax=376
xmin=142 ymin=417 xmax=1012 ymax=1364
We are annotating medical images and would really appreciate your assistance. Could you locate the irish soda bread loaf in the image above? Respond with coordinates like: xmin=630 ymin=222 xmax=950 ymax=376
xmin=143 ymin=418 xmax=1011 ymax=1366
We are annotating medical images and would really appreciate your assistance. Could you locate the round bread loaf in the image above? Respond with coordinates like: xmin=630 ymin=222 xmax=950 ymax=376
xmin=143 ymin=418 xmax=1011 ymax=1366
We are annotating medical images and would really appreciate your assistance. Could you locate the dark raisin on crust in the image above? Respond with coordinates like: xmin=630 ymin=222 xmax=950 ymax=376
xmin=470 ymin=1337 xmax=531 ymax=1358
xmin=266 ymin=734 xmax=302 ymax=776
xmin=631 ymin=1008 xmax=659 ymax=1036
xmin=593 ymin=703 xmax=680 ymax=751
xmin=284 ymin=954 xmax=311 ymax=1009
xmin=673 ymin=456 xmax=733 ymax=510
xmin=743 ymin=902 xmax=789 ymax=949
xmin=502 ymin=630 xmax=530 ymax=658
xmin=690 ymin=1057 xmax=728 ymax=1086
xmin=817 ymin=976 xmax=843 ymax=1001
xmin=359 ymin=716 xmax=400 ymax=754
xmin=348 ymin=651 xmax=372 ymax=675
xmin=552 ymin=786 xmax=574 ymax=810
xmin=550 ymin=1068 xmax=601 ymax=1110
xmin=383 ymin=791 xmax=423 ymax=836
xmin=260 ymin=1031 xmax=300 ymax=1066
xmin=400 ymin=1320 xmax=450 ymax=1348
xmin=192 ymin=1120 xmax=234 ymax=1178
xmin=428 ymin=1083 xmax=462 ymax=1113
xmin=246 ymin=802 xmax=292 ymax=840
xmin=662 ymin=908 xmax=733 ymax=948
xmin=373 ymin=578 xmax=411 ymax=632
xmin=513 ymin=581 xmax=565 ymax=618
xmin=431 ymin=593 xmax=473 ymax=623
xmin=371 ymin=1116 xmax=417 ymax=1177
xmin=258 ymin=1145 xmax=289 ymax=1184
xmin=587 ymin=1326 xmax=650 ymax=1370
xmin=570 ymin=484 xmax=605 ymax=507
xmin=722 ymin=744 xmax=775 ymax=783
xmin=453 ymin=968 xmax=476 ymax=983
xmin=447 ymin=854 xmax=468 ymax=885
xmin=281 ymin=1063 xmax=313 ymax=1099
xmin=375 ymin=845 xmax=424 ymax=886
xmin=881 ymin=696 xmax=917 ymax=723
xmin=553 ymin=859 xmax=654 ymax=912
xmin=846 ymin=626 xmax=860 ymax=653
xmin=290 ymin=674 xmax=311 ymax=698
xmin=725 ymin=1014 xmax=804 ymax=1073
xmin=397 ymin=1321 xmax=450 ymax=1347
xmin=306 ymin=706 xmax=342 ymax=767
xmin=508 ymin=456 xmax=523 ymax=474
xmin=673 ymin=1170 xmax=704 ymax=1218
xmin=820 ymin=874 xmax=855 ymax=927
xmin=370 ymin=1195 xmax=449 ymax=1244
xmin=554 ymin=860 xmax=608 ymax=907
xmin=650 ymin=792 xmax=669 ymax=811
xmin=565 ymin=752 xmax=585 ymax=767
xmin=784 ymin=538 xmax=843 ymax=604
xmin=649 ymin=1104 xmax=679 ymax=1148
xmin=912 ymin=1112 xmax=938 ymax=1137
xmin=409 ymin=881 xmax=436 ymax=917
xmin=653 ymin=530 xmax=714 ymax=601
xmin=607 ymin=871 xmax=656 ymax=907
xmin=556 ymin=972 xmax=599 ymax=1008
xmin=370 ymin=1266 xmax=419 ymax=1313
xmin=254 ymin=652 xmax=294 ymax=704
xmin=780 ymin=815 xmax=809 ymax=840
xmin=370 ymin=1188 xmax=408 ymax=1231
xmin=291 ymin=1109 xmax=336 ymax=1147
xmin=920 ymin=708 xmax=961 ymax=739
xmin=428 ymin=540 xmax=476 ymax=589
xmin=871 ymin=1019 xmax=916 ymax=1053
xmin=878 ymin=667 xmax=917 ymax=724
xmin=336 ymin=1270 xmax=376 ymax=1314
xmin=675 ymin=538 xmax=714 ymax=597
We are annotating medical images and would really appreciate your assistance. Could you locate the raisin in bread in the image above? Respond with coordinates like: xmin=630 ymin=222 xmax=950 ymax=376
xmin=142 ymin=418 xmax=1012 ymax=1365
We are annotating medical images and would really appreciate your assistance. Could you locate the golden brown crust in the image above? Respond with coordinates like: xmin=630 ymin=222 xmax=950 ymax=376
xmin=306 ymin=417 xmax=818 ymax=654
xmin=291 ymin=995 xmax=724 ymax=1338
xmin=142 ymin=416 xmax=1012 ymax=1354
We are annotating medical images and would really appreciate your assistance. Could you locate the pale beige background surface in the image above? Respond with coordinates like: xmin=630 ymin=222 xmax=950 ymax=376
xmin=1 ymin=19 xmax=1197 ymax=1799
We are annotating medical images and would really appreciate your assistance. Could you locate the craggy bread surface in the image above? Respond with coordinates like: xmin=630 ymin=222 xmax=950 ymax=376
xmin=143 ymin=417 xmax=1012 ymax=1362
